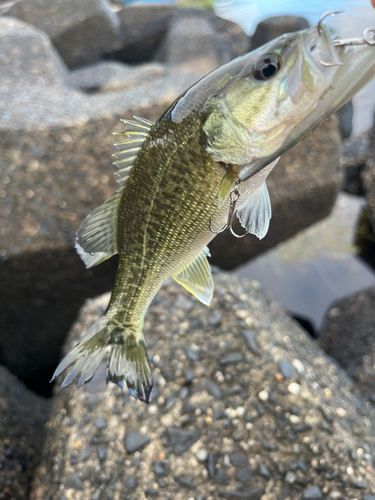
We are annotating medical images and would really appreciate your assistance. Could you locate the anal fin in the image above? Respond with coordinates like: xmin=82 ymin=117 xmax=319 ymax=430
xmin=172 ymin=247 xmax=213 ymax=305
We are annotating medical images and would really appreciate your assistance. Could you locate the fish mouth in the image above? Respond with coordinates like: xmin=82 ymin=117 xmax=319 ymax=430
xmin=238 ymin=21 xmax=375 ymax=182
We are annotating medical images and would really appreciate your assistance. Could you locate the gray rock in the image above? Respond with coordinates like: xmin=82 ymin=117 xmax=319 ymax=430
xmin=65 ymin=473 xmax=85 ymax=490
xmin=209 ymin=116 xmax=341 ymax=269
xmin=336 ymin=101 xmax=353 ymax=140
xmin=32 ymin=274 xmax=375 ymax=499
xmin=218 ymin=488 xmax=265 ymax=499
xmin=124 ymin=430 xmax=151 ymax=454
xmin=68 ymin=61 xmax=165 ymax=93
xmin=303 ymin=486 xmax=323 ymax=499
xmin=0 ymin=366 xmax=50 ymax=500
xmin=156 ymin=13 xmax=219 ymax=66
xmin=204 ymin=380 xmax=222 ymax=400
xmin=219 ymin=353 xmax=243 ymax=366
xmin=175 ymin=476 xmax=196 ymax=489
xmin=166 ymin=427 xmax=200 ymax=455
xmin=242 ymin=330 xmax=261 ymax=356
xmin=96 ymin=445 xmax=107 ymax=461
xmin=363 ymin=123 xmax=375 ymax=229
xmin=230 ymin=452 xmax=249 ymax=469
xmin=5 ymin=0 xmax=120 ymax=68
xmin=0 ymin=17 xmax=68 ymax=87
xmin=251 ymin=16 xmax=309 ymax=50
xmin=320 ymin=286 xmax=375 ymax=394
xmin=109 ymin=3 xmax=176 ymax=63
xmin=278 ymin=360 xmax=296 ymax=379
xmin=156 ymin=8 xmax=249 ymax=67
xmin=340 ymin=133 xmax=369 ymax=195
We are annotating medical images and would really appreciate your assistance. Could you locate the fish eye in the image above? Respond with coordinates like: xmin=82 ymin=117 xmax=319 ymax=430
xmin=252 ymin=54 xmax=281 ymax=81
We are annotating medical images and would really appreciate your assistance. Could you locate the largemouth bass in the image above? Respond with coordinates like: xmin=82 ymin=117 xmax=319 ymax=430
xmin=53 ymin=18 xmax=375 ymax=403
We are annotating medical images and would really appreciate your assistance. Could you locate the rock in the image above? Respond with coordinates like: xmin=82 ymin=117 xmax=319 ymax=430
xmin=124 ymin=430 xmax=151 ymax=454
xmin=251 ymin=16 xmax=309 ymax=50
xmin=108 ymin=3 xmax=176 ymax=63
xmin=68 ymin=61 xmax=165 ymax=93
xmin=5 ymin=0 xmax=120 ymax=68
xmin=33 ymin=273 xmax=375 ymax=498
xmin=362 ymin=122 xmax=375 ymax=229
xmin=219 ymin=353 xmax=243 ymax=366
xmin=204 ymin=380 xmax=222 ymax=400
xmin=0 ymin=17 xmax=68 ymax=87
xmin=340 ymin=133 xmax=369 ymax=195
xmin=156 ymin=12 xmax=218 ymax=65
xmin=209 ymin=116 xmax=341 ymax=269
xmin=0 ymin=41 xmax=208 ymax=392
xmin=303 ymin=485 xmax=323 ymax=499
xmin=156 ymin=8 xmax=249 ymax=66
xmin=336 ymin=101 xmax=354 ymax=140
xmin=0 ymin=366 xmax=50 ymax=500
xmin=278 ymin=360 xmax=296 ymax=379
xmin=242 ymin=330 xmax=261 ymax=356
xmin=166 ymin=427 xmax=200 ymax=455
xmin=175 ymin=476 xmax=196 ymax=489
xmin=230 ymin=452 xmax=249 ymax=469
xmin=320 ymin=286 xmax=375 ymax=394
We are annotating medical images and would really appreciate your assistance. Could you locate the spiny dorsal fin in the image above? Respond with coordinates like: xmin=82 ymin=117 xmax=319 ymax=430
xmin=172 ymin=247 xmax=213 ymax=305
xmin=113 ymin=116 xmax=154 ymax=187
xmin=236 ymin=181 xmax=272 ymax=240
xmin=76 ymin=116 xmax=154 ymax=268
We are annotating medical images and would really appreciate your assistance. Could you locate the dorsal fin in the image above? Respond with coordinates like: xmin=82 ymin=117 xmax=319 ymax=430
xmin=76 ymin=116 xmax=154 ymax=268
xmin=172 ymin=247 xmax=213 ymax=305
xmin=113 ymin=116 xmax=154 ymax=187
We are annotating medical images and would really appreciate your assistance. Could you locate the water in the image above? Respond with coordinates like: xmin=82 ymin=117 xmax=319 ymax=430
xmin=236 ymin=194 xmax=375 ymax=332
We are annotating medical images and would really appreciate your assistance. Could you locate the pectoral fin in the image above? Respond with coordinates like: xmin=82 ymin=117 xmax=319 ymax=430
xmin=236 ymin=182 xmax=271 ymax=240
xmin=218 ymin=165 xmax=237 ymax=208
xmin=172 ymin=247 xmax=213 ymax=305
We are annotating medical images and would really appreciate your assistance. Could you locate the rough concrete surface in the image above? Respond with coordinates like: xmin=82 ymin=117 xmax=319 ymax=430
xmin=4 ymin=0 xmax=120 ymax=68
xmin=0 ymin=366 xmax=50 ymax=500
xmin=33 ymin=272 xmax=375 ymax=500
xmin=320 ymin=286 xmax=375 ymax=396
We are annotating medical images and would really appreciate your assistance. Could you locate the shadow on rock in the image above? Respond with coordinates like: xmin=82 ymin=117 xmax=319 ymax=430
xmin=0 ymin=249 xmax=118 ymax=397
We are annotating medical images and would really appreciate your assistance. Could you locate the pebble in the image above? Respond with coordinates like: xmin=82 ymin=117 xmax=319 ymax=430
xmin=208 ymin=452 xmax=219 ymax=478
xmin=242 ymin=330 xmax=261 ymax=355
xmin=284 ymin=471 xmax=297 ymax=484
xmin=96 ymin=445 xmax=107 ymax=462
xmin=77 ymin=443 xmax=91 ymax=463
xmin=218 ymin=487 xmax=265 ymax=499
xmin=278 ymin=360 xmax=296 ymax=379
xmin=214 ymin=469 xmax=230 ymax=485
xmin=258 ymin=463 xmax=270 ymax=479
xmin=230 ymin=452 xmax=249 ymax=469
xmin=166 ymin=427 xmax=200 ymax=455
xmin=208 ymin=309 xmax=222 ymax=327
xmin=126 ymin=476 xmax=137 ymax=490
xmin=184 ymin=345 xmax=199 ymax=362
xmin=328 ymin=491 xmax=347 ymax=500
xmin=219 ymin=353 xmax=243 ymax=366
xmin=153 ymin=462 xmax=167 ymax=476
xmin=303 ymin=486 xmax=323 ymax=499
xmin=204 ymin=380 xmax=222 ymax=400
xmin=176 ymin=477 xmax=196 ymax=489
xmin=65 ymin=473 xmax=85 ymax=491
xmin=196 ymin=448 xmax=208 ymax=462
xmin=94 ymin=417 xmax=107 ymax=429
xmin=288 ymin=383 xmax=301 ymax=395
xmin=258 ymin=390 xmax=269 ymax=402
xmin=350 ymin=480 xmax=366 ymax=489
xmin=124 ymin=430 xmax=151 ymax=454
xmin=236 ymin=469 xmax=253 ymax=482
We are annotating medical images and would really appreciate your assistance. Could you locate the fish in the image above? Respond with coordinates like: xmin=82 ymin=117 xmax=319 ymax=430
xmin=52 ymin=16 xmax=375 ymax=403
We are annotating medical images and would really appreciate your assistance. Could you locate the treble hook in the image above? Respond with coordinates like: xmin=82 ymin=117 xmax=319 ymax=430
xmin=316 ymin=11 xmax=375 ymax=66
xmin=209 ymin=181 xmax=250 ymax=239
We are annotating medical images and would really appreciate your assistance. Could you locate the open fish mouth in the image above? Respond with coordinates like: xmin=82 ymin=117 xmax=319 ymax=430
xmin=238 ymin=12 xmax=375 ymax=182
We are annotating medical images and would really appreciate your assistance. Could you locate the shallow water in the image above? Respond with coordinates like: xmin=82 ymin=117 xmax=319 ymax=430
xmin=235 ymin=193 xmax=375 ymax=332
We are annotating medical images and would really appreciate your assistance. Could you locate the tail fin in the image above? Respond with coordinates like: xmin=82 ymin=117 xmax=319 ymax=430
xmin=51 ymin=317 xmax=153 ymax=403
